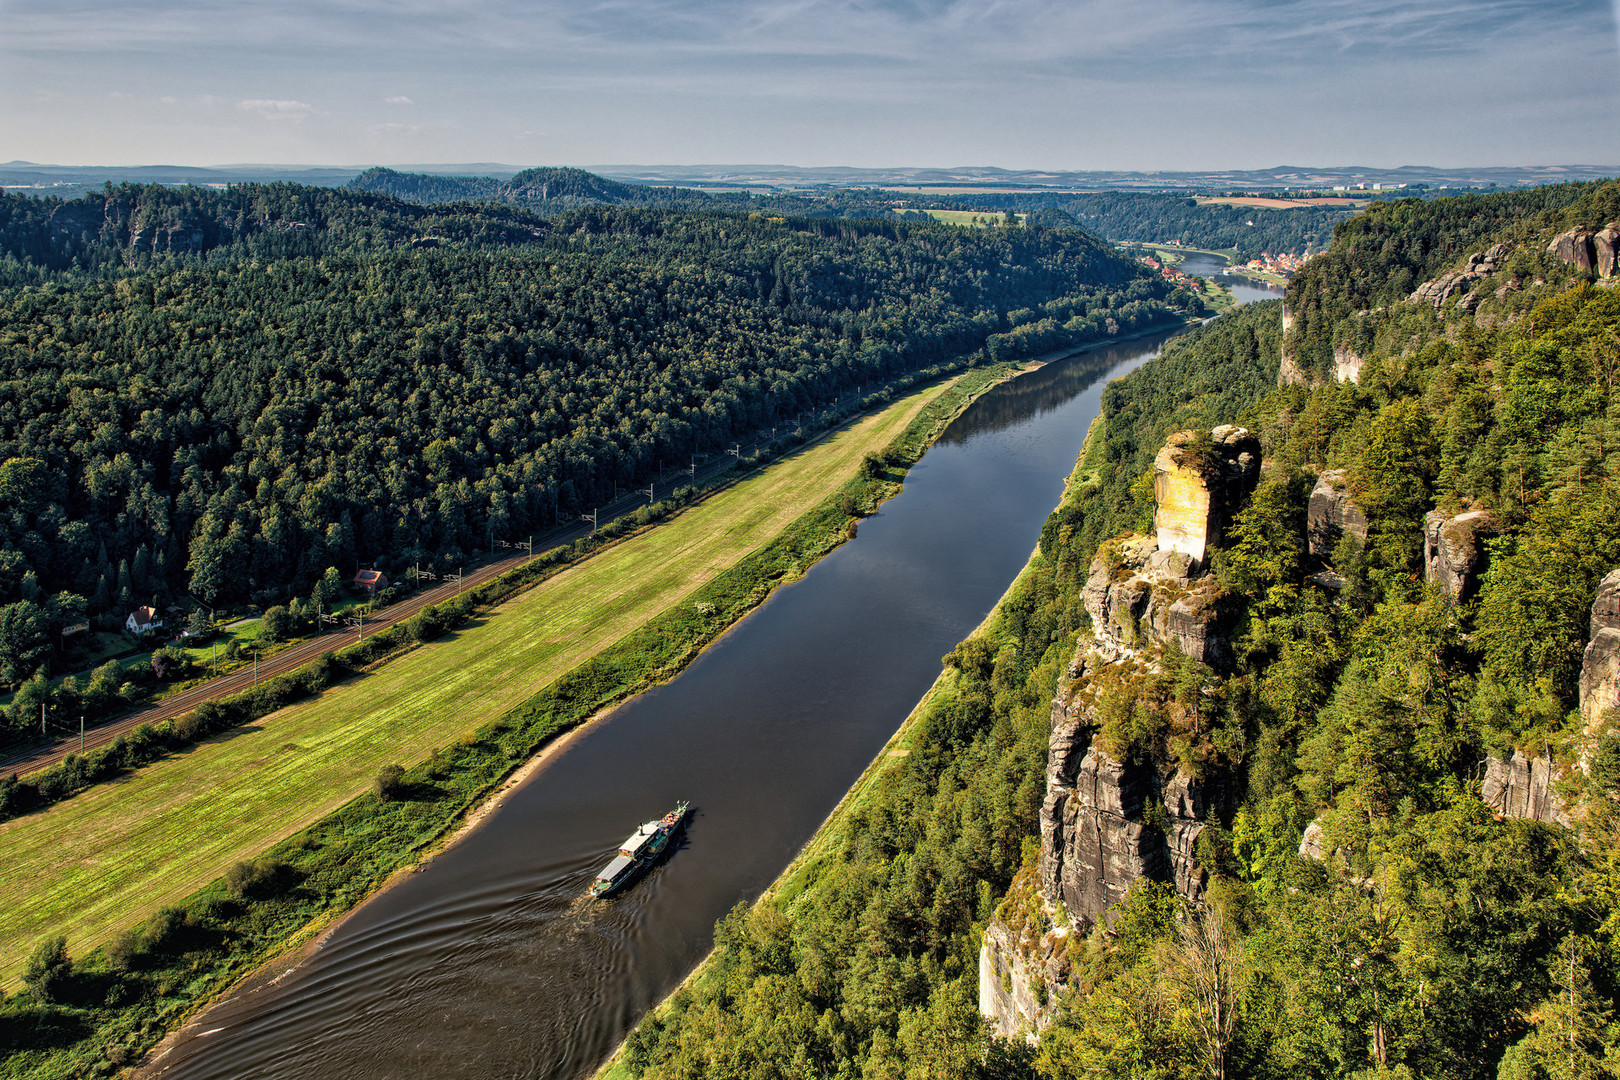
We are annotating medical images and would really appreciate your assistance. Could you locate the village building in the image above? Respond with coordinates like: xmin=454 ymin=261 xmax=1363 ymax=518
xmin=126 ymin=605 xmax=163 ymax=636
xmin=354 ymin=569 xmax=389 ymax=595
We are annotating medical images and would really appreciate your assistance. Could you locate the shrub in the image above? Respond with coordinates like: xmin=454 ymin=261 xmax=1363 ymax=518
xmin=225 ymin=858 xmax=292 ymax=899
xmin=104 ymin=929 xmax=140 ymax=972
xmin=23 ymin=935 xmax=71 ymax=1002
xmin=374 ymin=764 xmax=407 ymax=800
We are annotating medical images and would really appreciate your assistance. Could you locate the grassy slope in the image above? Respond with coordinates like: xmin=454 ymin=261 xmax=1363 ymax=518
xmin=0 ymin=378 xmax=948 ymax=985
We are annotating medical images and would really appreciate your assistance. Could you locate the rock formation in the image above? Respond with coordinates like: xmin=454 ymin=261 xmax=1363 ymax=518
xmin=978 ymin=876 xmax=1069 ymax=1041
xmin=983 ymin=427 xmax=1260 ymax=1036
xmin=1083 ymin=533 xmax=1229 ymax=668
xmin=1582 ymin=568 xmax=1620 ymax=733
xmin=1041 ymin=725 xmax=1208 ymax=935
xmin=1481 ymin=750 xmax=1571 ymax=827
xmin=1545 ymin=225 xmax=1620 ymax=279
xmin=1333 ymin=342 xmax=1366 ymax=383
xmin=1423 ymin=509 xmax=1501 ymax=603
xmin=1408 ymin=243 xmax=1512 ymax=312
xmin=1548 ymin=228 xmax=1597 ymax=273
xmin=1152 ymin=425 xmax=1261 ymax=568
xmin=1596 ymin=227 xmax=1620 ymax=279
xmin=1307 ymin=469 xmax=1369 ymax=564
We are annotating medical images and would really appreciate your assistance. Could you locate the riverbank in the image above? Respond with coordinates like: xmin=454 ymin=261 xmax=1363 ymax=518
xmin=0 ymin=358 xmax=1029 ymax=1080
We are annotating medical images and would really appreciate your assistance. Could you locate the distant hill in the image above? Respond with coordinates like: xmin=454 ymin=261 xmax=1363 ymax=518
xmin=347 ymin=167 xmax=503 ymax=204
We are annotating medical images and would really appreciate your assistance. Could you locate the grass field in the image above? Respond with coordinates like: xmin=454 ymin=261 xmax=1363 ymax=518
xmin=910 ymin=208 xmax=1025 ymax=228
xmin=0 ymin=378 xmax=953 ymax=985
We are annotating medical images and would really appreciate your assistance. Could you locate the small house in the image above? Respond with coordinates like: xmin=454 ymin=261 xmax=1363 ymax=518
xmin=126 ymin=606 xmax=162 ymax=636
xmin=354 ymin=569 xmax=389 ymax=595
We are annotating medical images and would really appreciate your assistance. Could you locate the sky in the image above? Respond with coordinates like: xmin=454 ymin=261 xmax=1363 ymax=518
xmin=2 ymin=0 xmax=1618 ymax=171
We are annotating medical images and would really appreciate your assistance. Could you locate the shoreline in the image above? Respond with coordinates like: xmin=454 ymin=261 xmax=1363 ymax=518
xmin=133 ymin=713 xmax=604 ymax=1076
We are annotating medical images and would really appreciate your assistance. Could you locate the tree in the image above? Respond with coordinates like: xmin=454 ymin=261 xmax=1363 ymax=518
xmin=260 ymin=604 xmax=290 ymax=643
xmin=22 ymin=935 xmax=72 ymax=1002
xmin=1164 ymin=906 xmax=1247 ymax=1080
xmin=374 ymin=763 xmax=407 ymax=800
xmin=0 ymin=456 xmax=50 ymax=513
xmin=0 ymin=599 xmax=48 ymax=686
xmin=1496 ymin=937 xmax=1619 ymax=1080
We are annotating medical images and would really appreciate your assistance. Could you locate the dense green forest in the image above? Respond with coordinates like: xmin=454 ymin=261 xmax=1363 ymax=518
xmin=618 ymin=181 xmax=1620 ymax=1079
xmin=0 ymin=183 xmax=1194 ymax=728
xmin=347 ymin=166 xmax=1349 ymax=259
xmin=348 ymin=166 xmax=902 ymax=219
xmin=911 ymin=191 xmax=1350 ymax=259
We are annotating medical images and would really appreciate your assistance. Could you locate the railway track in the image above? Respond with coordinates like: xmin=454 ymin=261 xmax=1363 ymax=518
xmin=0 ymin=389 xmax=871 ymax=781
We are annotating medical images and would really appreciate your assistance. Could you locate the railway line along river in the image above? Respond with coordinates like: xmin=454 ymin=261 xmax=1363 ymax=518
xmin=152 ymin=272 xmax=1280 ymax=1080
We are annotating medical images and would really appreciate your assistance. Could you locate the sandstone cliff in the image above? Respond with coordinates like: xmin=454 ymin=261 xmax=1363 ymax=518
xmin=1582 ymin=568 xmax=1620 ymax=733
xmin=1408 ymin=243 xmax=1513 ymax=312
xmin=1481 ymin=749 xmax=1571 ymax=827
xmin=1152 ymin=425 xmax=1260 ymax=568
xmin=1423 ymin=509 xmax=1501 ymax=603
xmin=1546 ymin=225 xmax=1620 ymax=278
xmin=1307 ymin=469 xmax=1368 ymax=565
xmin=982 ymin=428 xmax=1255 ymax=1035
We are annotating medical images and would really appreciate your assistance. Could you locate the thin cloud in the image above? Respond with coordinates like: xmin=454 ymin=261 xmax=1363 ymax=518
xmin=385 ymin=95 xmax=414 ymax=104
xmin=237 ymin=98 xmax=315 ymax=121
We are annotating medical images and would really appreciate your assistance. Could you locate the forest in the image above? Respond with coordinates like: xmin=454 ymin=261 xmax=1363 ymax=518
xmin=0 ymin=183 xmax=1194 ymax=730
xmin=348 ymin=167 xmax=1350 ymax=260
xmin=617 ymin=180 xmax=1620 ymax=1079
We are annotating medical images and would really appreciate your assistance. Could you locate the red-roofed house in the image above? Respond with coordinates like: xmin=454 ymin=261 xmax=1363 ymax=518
xmin=126 ymin=606 xmax=162 ymax=636
xmin=354 ymin=569 xmax=389 ymax=595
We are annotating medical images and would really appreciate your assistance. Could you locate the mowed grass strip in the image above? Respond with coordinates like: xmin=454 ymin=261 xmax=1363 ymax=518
xmin=0 ymin=378 xmax=951 ymax=983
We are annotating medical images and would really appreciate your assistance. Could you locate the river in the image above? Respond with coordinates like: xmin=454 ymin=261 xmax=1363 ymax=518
xmin=155 ymin=270 xmax=1280 ymax=1080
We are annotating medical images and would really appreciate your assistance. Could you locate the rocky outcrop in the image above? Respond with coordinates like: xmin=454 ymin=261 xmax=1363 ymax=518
xmin=1545 ymin=224 xmax=1620 ymax=279
xmin=1548 ymin=228 xmax=1597 ymax=273
xmin=1307 ymin=469 xmax=1368 ymax=563
xmin=1582 ymin=568 xmax=1620 ymax=733
xmin=1152 ymin=425 xmax=1261 ymax=569
xmin=1481 ymin=750 xmax=1571 ymax=826
xmin=1041 ymin=707 xmax=1206 ymax=934
xmin=1084 ymin=535 xmax=1229 ymax=668
xmin=1333 ymin=342 xmax=1366 ymax=383
xmin=1278 ymin=303 xmax=1306 ymax=386
xmin=984 ymin=427 xmax=1254 ymax=1035
xmin=1297 ymin=819 xmax=1326 ymax=861
xmin=979 ymin=897 xmax=1066 ymax=1041
xmin=1408 ymin=243 xmax=1512 ymax=312
xmin=1595 ymin=227 xmax=1620 ymax=279
xmin=1423 ymin=509 xmax=1501 ymax=603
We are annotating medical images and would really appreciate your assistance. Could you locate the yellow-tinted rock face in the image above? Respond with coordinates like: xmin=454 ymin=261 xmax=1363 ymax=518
xmin=1153 ymin=446 xmax=1215 ymax=564
xmin=1151 ymin=426 xmax=1260 ymax=569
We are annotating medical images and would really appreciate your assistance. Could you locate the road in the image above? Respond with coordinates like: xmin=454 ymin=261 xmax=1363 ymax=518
xmin=0 ymin=389 xmax=874 ymax=780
